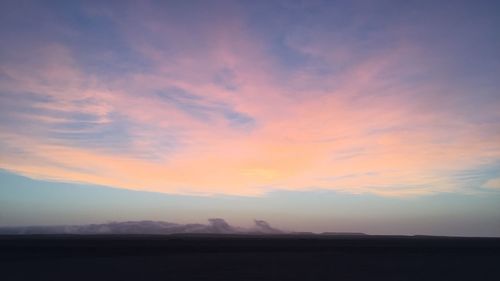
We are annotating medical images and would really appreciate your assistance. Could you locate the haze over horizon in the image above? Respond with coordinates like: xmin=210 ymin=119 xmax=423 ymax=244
xmin=1 ymin=0 xmax=499 ymax=237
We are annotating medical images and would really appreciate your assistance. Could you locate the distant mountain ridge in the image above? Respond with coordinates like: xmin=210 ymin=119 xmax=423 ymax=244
xmin=321 ymin=232 xmax=368 ymax=236
xmin=0 ymin=219 xmax=285 ymax=235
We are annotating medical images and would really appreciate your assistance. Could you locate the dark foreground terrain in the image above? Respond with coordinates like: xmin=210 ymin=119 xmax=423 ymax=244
xmin=1 ymin=235 xmax=499 ymax=281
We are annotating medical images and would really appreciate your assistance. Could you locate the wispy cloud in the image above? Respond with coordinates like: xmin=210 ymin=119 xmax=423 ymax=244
xmin=484 ymin=178 xmax=500 ymax=190
xmin=157 ymin=88 xmax=255 ymax=128
xmin=0 ymin=1 xmax=499 ymax=197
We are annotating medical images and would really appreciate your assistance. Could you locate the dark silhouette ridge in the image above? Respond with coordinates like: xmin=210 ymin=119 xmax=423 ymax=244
xmin=0 ymin=219 xmax=285 ymax=235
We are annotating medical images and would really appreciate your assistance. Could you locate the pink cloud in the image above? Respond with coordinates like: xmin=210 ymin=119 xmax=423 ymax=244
xmin=1 ymin=3 xmax=499 ymax=197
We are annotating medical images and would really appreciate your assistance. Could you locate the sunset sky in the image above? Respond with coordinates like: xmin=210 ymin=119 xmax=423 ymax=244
xmin=1 ymin=0 xmax=499 ymax=236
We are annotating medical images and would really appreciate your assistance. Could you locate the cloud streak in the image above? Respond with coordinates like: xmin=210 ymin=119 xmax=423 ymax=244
xmin=0 ymin=1 xmax=499 ymax=197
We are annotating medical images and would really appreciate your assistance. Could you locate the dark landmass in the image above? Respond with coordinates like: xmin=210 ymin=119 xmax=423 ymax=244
xmin=1 ymin=234 xmax=499 ymax=281
xmin=0 ymin=219 xmax=283 ymax=235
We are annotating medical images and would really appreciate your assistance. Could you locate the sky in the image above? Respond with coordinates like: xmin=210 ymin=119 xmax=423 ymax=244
xmin=0 ymin=0 xmax=499 ymax=236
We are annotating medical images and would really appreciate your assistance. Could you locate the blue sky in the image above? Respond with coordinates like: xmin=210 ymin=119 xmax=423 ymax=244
xmin=1 ymin=170 xmax=500 ymax=236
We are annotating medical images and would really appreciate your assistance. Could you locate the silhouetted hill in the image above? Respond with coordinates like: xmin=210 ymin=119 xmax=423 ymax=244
xmin=0 ymin=218 xmax=284 ymax=235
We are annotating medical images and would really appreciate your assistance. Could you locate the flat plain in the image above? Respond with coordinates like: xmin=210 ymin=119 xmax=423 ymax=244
xmin=1 ymin=235 xmax=499 ymax=281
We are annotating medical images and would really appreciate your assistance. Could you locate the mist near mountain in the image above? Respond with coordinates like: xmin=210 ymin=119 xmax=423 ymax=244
xmin=0 ymin=219 xmax=284 ymax=235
